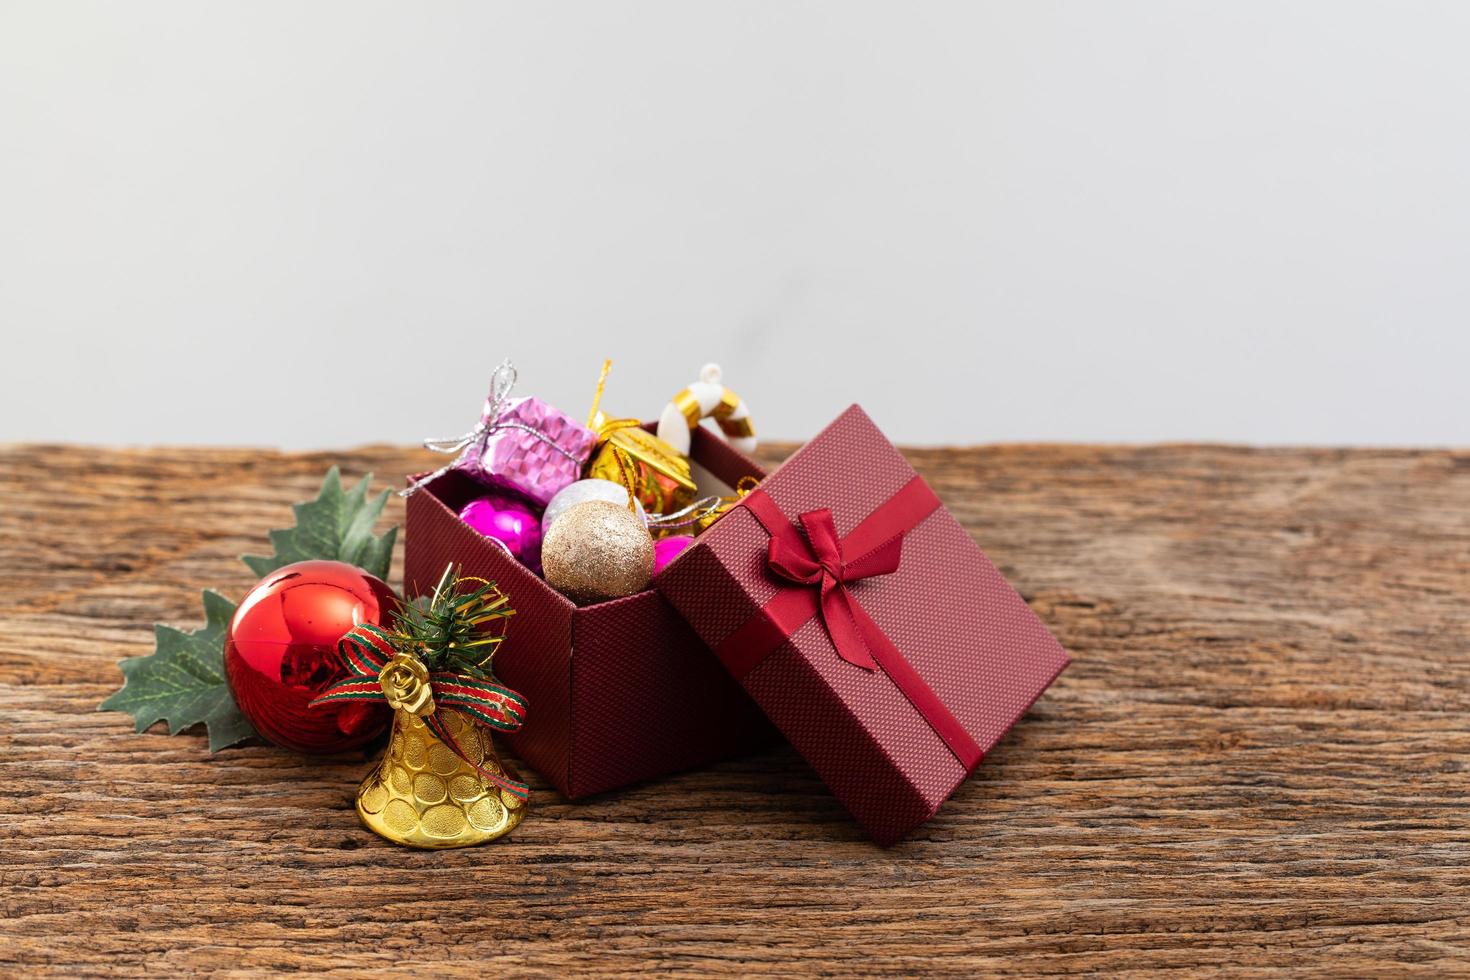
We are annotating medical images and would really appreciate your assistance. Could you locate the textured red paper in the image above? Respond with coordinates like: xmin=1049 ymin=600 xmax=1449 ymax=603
xmin=656 ymin=405 xmax=1070 ymax=845
xmin=405 ymin=427 xmax=777 ymax=799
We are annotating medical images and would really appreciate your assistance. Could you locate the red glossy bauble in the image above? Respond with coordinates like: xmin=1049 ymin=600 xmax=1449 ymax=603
xmin=224 ymin=559 xmax=398 ymax=754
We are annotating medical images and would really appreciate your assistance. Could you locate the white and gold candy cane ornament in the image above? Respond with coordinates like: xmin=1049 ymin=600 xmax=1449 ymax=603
xmin=656 ymin=364 xmax=757 ymax=456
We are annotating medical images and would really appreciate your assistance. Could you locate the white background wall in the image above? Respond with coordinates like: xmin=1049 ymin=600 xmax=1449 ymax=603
xmin=3 ymin=2 xmax=1467 ymax=448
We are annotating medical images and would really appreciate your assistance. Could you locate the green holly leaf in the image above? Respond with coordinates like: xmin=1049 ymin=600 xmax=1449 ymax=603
xmin=99 ymin=466 xmax=400 ymax=751
xmin=98 ymin=590 xmax=257 ymax=752
xmin=241 ymin=466 xmax=397 ymax=581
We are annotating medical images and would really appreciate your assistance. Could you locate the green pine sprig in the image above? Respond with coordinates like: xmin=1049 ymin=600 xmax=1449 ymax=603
xmin=390 ymin=565 xmax=516 ymax=678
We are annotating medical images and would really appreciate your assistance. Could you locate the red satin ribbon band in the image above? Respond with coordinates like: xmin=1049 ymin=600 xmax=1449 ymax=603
xmin=713 ymin=476 xmax=984 ymax=771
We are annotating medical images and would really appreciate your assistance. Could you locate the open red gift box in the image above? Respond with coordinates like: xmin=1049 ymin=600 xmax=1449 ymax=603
xmin=654 ymin=405 xmax=1070 ymax=844
xmin=403 ymin=426 xmax=777 ymax=799
xmin=406 ymin=405 xmax=1068 ymax=843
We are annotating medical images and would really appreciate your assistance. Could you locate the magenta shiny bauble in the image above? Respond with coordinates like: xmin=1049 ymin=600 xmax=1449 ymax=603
xmin=459 ymin=492 xmax=544 ymax=570
xmin=224 ymin=559 xmax=397 ymax=754
xmin=652 ymin=534 xmax=695 ymax=574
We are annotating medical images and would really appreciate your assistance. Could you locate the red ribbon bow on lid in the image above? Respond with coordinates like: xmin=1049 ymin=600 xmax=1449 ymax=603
xmin=720 ymin=477 xmax=985 ymax=771
xmin=764 ymin=508 xmax=903 ymax=671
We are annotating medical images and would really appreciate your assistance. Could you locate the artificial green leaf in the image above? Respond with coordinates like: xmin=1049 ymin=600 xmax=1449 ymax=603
xmin=241 ymin=466 xmax=398 ymax=581
xmin=98 ymin=590 xmax=257 ymax=752
xmin=101 ymin=466 xmax=401 ymax=752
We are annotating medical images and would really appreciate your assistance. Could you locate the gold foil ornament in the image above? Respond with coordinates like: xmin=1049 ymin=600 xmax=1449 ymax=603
xmin=356 ymin=707 xmax=527 ymax=849
xmin=541 ymin=499 xmax=655 ymax=604
xmin=586 ymin=423 xmax=697 ymax=515
xmin=644 ymin=475 xmax=762 ymax=537
xmin=585 ymin=360 xmax=697 ymax=514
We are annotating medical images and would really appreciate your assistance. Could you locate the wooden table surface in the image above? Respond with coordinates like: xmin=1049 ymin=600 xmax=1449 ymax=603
xmin=2 ymin=443 xmax=1467 ymax=976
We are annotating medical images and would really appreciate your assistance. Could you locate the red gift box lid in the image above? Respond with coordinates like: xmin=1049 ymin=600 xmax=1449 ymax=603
xmin=654 ymin=404 xmax=1069 ymax=845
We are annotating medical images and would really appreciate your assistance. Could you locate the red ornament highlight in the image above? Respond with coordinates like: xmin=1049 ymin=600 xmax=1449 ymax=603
xmin=224 ymin=559 xmax=398 ymax=754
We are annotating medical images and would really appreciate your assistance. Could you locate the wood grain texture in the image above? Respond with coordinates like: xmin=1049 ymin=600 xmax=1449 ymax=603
xmin=2 ymin=442 xmax=1468 ymax=976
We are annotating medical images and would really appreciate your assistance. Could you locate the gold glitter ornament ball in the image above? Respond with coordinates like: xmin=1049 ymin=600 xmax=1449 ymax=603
xmin=541 ymin=499 xmax=654 ymax=604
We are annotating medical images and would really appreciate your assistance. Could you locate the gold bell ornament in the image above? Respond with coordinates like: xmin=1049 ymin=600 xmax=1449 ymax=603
xmin=311 ymin=568 xmax=530 ymax=849
xmin=585 ymin=360 xmax=698 ymax=515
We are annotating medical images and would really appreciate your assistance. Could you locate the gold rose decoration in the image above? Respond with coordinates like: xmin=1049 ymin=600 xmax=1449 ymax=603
xmin=379 ymin=654 xmax=434 ymax=716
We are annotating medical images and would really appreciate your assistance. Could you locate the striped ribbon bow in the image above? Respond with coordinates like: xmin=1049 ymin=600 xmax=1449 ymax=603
xmin=311 ymin=623 xmax=530 ymax=801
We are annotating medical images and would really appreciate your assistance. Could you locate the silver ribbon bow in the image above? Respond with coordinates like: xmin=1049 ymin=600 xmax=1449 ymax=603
xmin=401 ymin=359 xmax=582 ymax=497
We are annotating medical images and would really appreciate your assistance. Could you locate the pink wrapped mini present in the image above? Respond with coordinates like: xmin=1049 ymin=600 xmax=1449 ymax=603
xmin=404 ymin=361 xmax=598 ymax=506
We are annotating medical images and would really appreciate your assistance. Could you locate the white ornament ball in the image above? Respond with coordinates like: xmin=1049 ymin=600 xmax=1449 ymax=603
xmin=542 ymin=479 xmax=647 ymax=538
